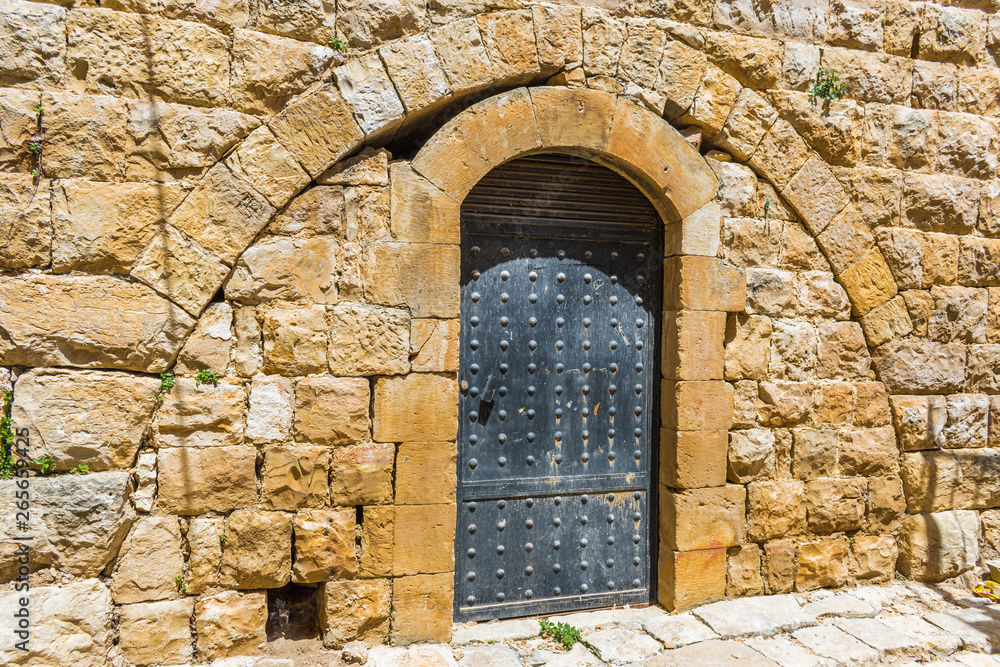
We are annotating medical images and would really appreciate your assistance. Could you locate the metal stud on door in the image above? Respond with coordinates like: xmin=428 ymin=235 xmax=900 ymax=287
xmin=455 ymin=154 xmax=663 ymax=621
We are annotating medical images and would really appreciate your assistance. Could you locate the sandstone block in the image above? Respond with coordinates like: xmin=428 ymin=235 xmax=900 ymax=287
xmin=678 ymin=65 xmax=741 ymax=139
xmin=260 ymin=303 xmax=328 ymax=375
xmin=321 ymin=147 xmax=387 ymax=185
xmin=792 ymin=429 xmax=837 ymax=482
xmin=944 ymin=393 xmax=990 ymax=448
xmin=805 ymin=478 xmax=866 ymax=534
xmin=245 ymin=375 xmax=292 ymax=444
xmin=920 ymin=4 xmax=986 ymax=65
xmin=157 ymin=446 xmax=257 ymax=515
xmin=661 ymin=429 xmax=728 ymax=489
xmin=188 ymin=516 xmax=223 ymax=595
xmin=195 ymin=590 xmax=267 ymax=661
xmin=396 ymin=441 xmax=457 ymax=504
xmin=393 ymin=504 xmax=456 ymax=575
xmin=477 ymin=10 xmax=539 ymax=84
xmin=662 ymin=381 xmax=734 ymax=432
xmin=763 ymin=540 xmax=796 ymax=595
xmin=428 ymin=18 xmax=495 ymax=95
xmin=230 ymin=28 xmax=334 ymax=115
xmin=220 ymin=510 xmax=292 ymax=589
xmin=12 ymin=369 xmax=159 ymax=471
xmin=833 ymin=166 xmax=902 ymax=229
xmin=817 ymin=205 xmax=874 ymax=274
xmin=902 ymin=449 xmax=1000 ymax=512
xmin=892 ymin=395 xmax=947 ymax=451
xmin=750 ymin=118 xmax=811 ymax=191
xmin=663 ymin=310 xmax=726 ymax=381
xmin=393 ymin=572 xmax=455 ymax=642
xmin=134 ymin=451 xmax=156 ymax=514
xmin=329 ymin=302 xmax=410 ymax=376
xmin=620 ymin=19 xmax=667 ymax=89
xmin=727 ymin=544 xmax=764 ymax=597
xmin=270 ymin=186 xmax=344 ymax=236
xmin=118 ymin=598 xmax=194 ymax=666
xmin=263 ymin=445 xmax=329 ymax=510
xmin=768 ymin=319 xmax=817 ymax=382
xmin=175 ymin=302 xmax=233 ymax=377
xmin=373 ymin=374 xmax=458 ymax=442
xmin=269 ymin=86 xmax=363 ymax=177
xmin=330 ymin=443 xmax=394 ymax=505
xmin=850 ymin=535 xmax=897 ymax=583
xmin=724 ymin=314 xmax=772 ymax=381
xmin=727 ymin=429 xmax=775 ymax=484
xmin=293 ymin=508 xmax=358 ymax=583
xmin=295 ymin=377 xmax=370 ymax=446
xmin=816 ymin=321 xmax=870 ymax=380
xmin=839 ymin=248 xmax=898 ymax=317
xmin=41 ymin=91 xmax=126 ymax=180
xmin=381 ymin=34 xmax=452 ymax=114
xmin=796 ymin=538 xmax=849 ymax=591
xmin=365 ymin=243 xmax=460 ymax=318
xmin=715 ymin=88 xmax=778 ymax=162
xmin=782 ymin=156 xmax=849 ymax=236
xmin=334 ymin=52 xmax=405 ymax=138
xmin=0 ymin=0 xmax=66 ymax=89
xmin=530 ymin=86 xmax=617 ymax=155
xmin=336 ymin=0 xmax=423 ymax=48
xmin=0 ymin=173 xmax=51 ymax=270
xmin=661 ymin=485 xmax=745 ymax=552
xmin=720 ymin=216 xmax=781 ymax=269
xmin=935 ymin=112 xmax=1000 ymax=181
xmin=390 ymin=162 xmax=460 ymax=244
xmin=410 ymin=319 xmax=460 ymax=372
xmin=155 ymin=377 xmax=245 ymax=450
xmin=859 ymin=295 xmax=913 ymax=347
xmin=958 ymin=237 xmax=1000 ymax=287
xmin=321 ymin=578 xmax=392 ymax=647
xmin=110 ymin=517 xmax=184 ymax=604
xmin=867 ymin=476 xmax=904 ymax=532
xmin=897 ymin=510 xmax=979 ymax=582
xmin=0 ymin=274 xmax=195 ymax=372
xmin=838 ymin=428 xmax=898 ymax=477
xmin=796 ymin=272 xmax=852 ymax=319
xmin=758 ymin=381 xmax=813 ymax=427
xmin=226 ymin=126 xmax=310 ymax=208
xmin=732 ymin=379 xmax=759 ymax=429
xmin=814 ymin=381 xmax=854 ymax=426
xmin=226 ymin=236 xmax=338 ymax=304
xmin=745 ymin=268 xmax=797 ymax=317
xmin=361 ymin=505 xmax=395 ymax=578
xmin=747 ymin=480 xmax=806 ymax=541
xmin=968 ymin=344 xmax=1000 ymax=393
xmin=902 ymin=172 xmax=979 ymax=235
xmin=0 ymin=88 xmax=38 ymax=173
xmin=658 ymin=547 xmax=726 ymax=611
xmin=873 ymin=340 xmax=967 ymax=393
xmin=853 ymin=381 xmax=891 ymax=428
xmin=533 ymin=4 xmax=582 ymax=73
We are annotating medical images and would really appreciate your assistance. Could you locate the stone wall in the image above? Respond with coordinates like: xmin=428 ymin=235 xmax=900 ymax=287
xmin=1 ymin=0 xmax=1000 ymax=664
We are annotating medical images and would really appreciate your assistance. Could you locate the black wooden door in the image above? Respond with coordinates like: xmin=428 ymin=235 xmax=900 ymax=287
xmin=455 ymin=154 xmax=662 ymax=621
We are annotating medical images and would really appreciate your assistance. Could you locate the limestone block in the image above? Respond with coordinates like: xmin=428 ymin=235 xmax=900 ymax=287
xmin=724 ymin=314 xmax=772 ymax=381
xmin=897 ymin=510 xmax=979 ymax=582
xmin=832 ymin=166 xmax=902 ymax=228
xmin=125 ymin=100 xmax=259 ymax=180
xmin=0 ymin=0 xmax=65 ymax=89
xmin=4 ymin=472 xmax=133 ymax=577
xmin=758 ymin=381 xmax=813 ymax=427
xmin=397 ymin=441 xmax=457 ymax=504
xmin=157 ymin=446 xmax=257 ymax=515
xmin=839 ymin=248 xmax=899 ymax=317
xmin=373 ymin=374 xmax=458 ymax=442
xmin=981 ymin=181 xmax=1000 ymax=237
xmin=336 ymin=0 xmax=423 ymax=48
xmin=195 ymin=590 xmax=267 ymax=661
xmin=328 ymin=302 xmax=409 ymax=376
xmin=658 ymin=547 xmax=726 ymax=611
xmin=188 ymin=516 xmax=223 ymax=595
xmin=853 ymin=381 xmax=891 ymax=428
xmin=705 ymin=31 xmax=782 ymax=90
xmin=746 ymin=269 xmax=797 ymax=316
xmin=677 ymin=65 xmax=741 ymax=139
xmin=727 ymin=429 xmax=775 ymax=484
xmin=984 ymin=508 xmax=1000 ymax=558
xmin=410 ymin=318 xmax=460 ymax=372
xmin=254 ymin=0 xmax=334 ymax=44
xmin=43 ymin=94 xmax=128 ymax=178
xmin=838 ymin=428 xmax=898 ymax=477
xmin=732 ymin=380 xmax=759 ymax=429
xmin=620 ymin=19 xmax=668 ymax=89
xmin=320 ymin=579 xmax=391 ymax=647
xmin=293 ymin=508 xmax=357 ymax=583
xmin=319 ymin=147 xmax=389 ymax=187
xmin=883 ymin=0 xmax=921 ymax=55
xmin=814 ymin=381 xmax=854 ymax=427
xmin=477 ymin=10 xmax=539 ymax=84
xmin=0 ymin=274 xmax=195 ymax=372
xmin=364 ymin=243 xmax=460 ymax=318
xmin=862 ymin=105 xmax=938 ymax=173
xmin=713 ymin=0 xmax=827 ymax=41
xmin=968 ymin=345 xmax=1000 ymax=394
xmin=0 ymin=579 xmax=112 ymax=667
xmin=958 ymin=66 xmax=1000 ymax=116
xmin=816 ymin=321 xmax=870 ymax=380
xmin=661 ymin=427 xmax=728 ymax=488
xmin=796 ymin=538 xmax=849 ymax=591
xmin=939 ymin=113 xmax=996 ymax=181
xmin=901 ymin=450 xmax=983 ymax=513
xmin=393 ymin=504 xmax=456 ymax=575
xmin=661 ymin=485 xmax=745 ymax=552
xmin=582 ymin=8 xmax=626 ymax=78
xmin=866 ymin=476 xmax=904 ymax=532
xmin=749 ymin=118 xmax=811 ymax=191
xmin=226 ymin=127 xmax=310 ymax=210
xmin=269 ymin=86 xmax=364 ymax=178
xmin=902 ymin=173 xmax=980 ymax=235
xmin=155 ymin=378 xmax=246 ymax=449
xmin=873 ymin=340 xmax=967 ymax=393
xmin=805 ymin=478 xmax=865 ymax=534
xmin=782 ymin=156 xmax=849 ymax=236
xmin=715 ymin=89 xmax=777 ymax=162
xmin=390 ymin=162 xmax=460 ymax=245
xmin=920 ymin=3 xmax=986 ymax=65
xmin=827 ymin=0 xmax=884 ymax=50
xmin=394 ymin=572 xmax=455 ymax=641
xmin=946 ymin=394 xmax=990 ymax=448
xmin=797 ymin=275 xmax=850 ymax=324
xmin=891 ymin=395 xmax=947 ymax=451
xmin=763 ymin=540 xmax=796 ymax=594
xmin=12 ymin=369 xmax=158 ymax=471
xmin=533 ymin=4 xmax=582 ymax=74
xmin=118 ymin=598 xmax=194 ymax=666
xmin=768 ymin=319 xmax=817 ymax=382
xmin=334 ymin=52 xmax=405 ymax=138
xmin=175 ymin=302 xmax=233 ymax=376
xmin=713 ymin=165 xmax=757 ymax=223
xmin=330 ymin=443 xmax=394 ymax=505
xmin=234 ymin=307 xmax=262 ymax=377
xmin=791 ymin=429 xmax=836 ymax=481
xmin=662 ymin=380 xmax=734 ymax=432
xmin=67 ymin=10 xmax=229 ymax=106
xmin=110 ymin=517 xmax=184 ymax=604
xmin=0 ymin=87 xmax=37 ymax=172
xmin=260 ymin=303 xmax=328 ymax=375
xmin=530 ymin=86 xmax=617 ymax=156
xmin=230 ymin=28 xmax=334 ymax=114
xmin=361 ymin=505 xmax=394 ymax=578
xmin=720 ymin=216 xmax=781 ymax=268
xmin=959 ymin=237 xmax=1000 ymax=287
xmin=229 ymin=236 xmax=339 ymax=305
xmin=747 ymin=480 xmax=806 ymax=541
xmin=913 ymin=60 xmax=959 ymax=111
xmin=664 ymin=256 xmax=745 ymax=312
xmin=817 ymin=205 xmax=874 ymax=274
xmin=220 ymin=510 xmax=292 ymax=589
xmin=727 ymin=544 xmax=765 ymax=597
xmin=0 ymin=173 xmax=50 ymax=270
xmin=658 ymin=38 xmax=709 ymax=119
xmin=821 ymin=47 xmax=912 ymax=105
xmin=344 ymin=185 xmax=390 ymax=242
xmin=662 ymin=310 xmax=726 ymax=381
xmin=134 ymin=451 xmax=156 ymax=514
xmin=295 ymin=377 xmax=370 ymax=446
xmin=271 ymin=186 xmax=344 ymax=237
xmin=781 ymin=222 xmax=830 ymax=272
xmin=428 ymin=18 xmax=495 ymax=95
xmin=859 ymin=295 xmax=913 ymax=347
xmin=262 ymin=445 xmax=329 ymax=510
xmin=850 ymin=535 xmax=897 ymax=583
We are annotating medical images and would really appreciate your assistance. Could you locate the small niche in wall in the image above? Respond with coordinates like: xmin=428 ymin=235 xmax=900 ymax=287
xmin=266 ymin=583 xmax=321 ymax=641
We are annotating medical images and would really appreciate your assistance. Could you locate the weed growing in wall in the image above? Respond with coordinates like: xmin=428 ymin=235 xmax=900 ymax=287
xmin=539 ymin=619 xmax=583 ymax=650
xmin=0 ymin=392 xmax=13 ymax=480
xmin=328 ymin=37 xmax=348 ymax=51
xmin=195 ymin=369 xmax=221 ymax=387
xmin=810 ymin=68 xmax=847 ymax=101
xmin=156 ymin=372 xmax=175 ymax=405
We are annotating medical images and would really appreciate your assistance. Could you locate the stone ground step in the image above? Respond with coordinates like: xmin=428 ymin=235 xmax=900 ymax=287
xmin=582 ymin=627 xmax=662 ymax=665
xmin=691 ymin=594 xmax=815 ymax=638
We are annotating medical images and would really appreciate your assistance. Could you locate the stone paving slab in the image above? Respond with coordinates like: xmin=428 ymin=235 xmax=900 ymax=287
xmin=792 ymin=625 xmax=880 ymax=667
xmin=925 ymin=607 xmax=1000 ymax=653
xmin=834 ymin=617 xmax=928 ymax=663
xmin=692 ymin=594 xmax=815 ymax=638
xmin=539 ymin=644 xmax=605 ymax=667
xmin=801 ymin=594 xmax=880 ymax=620
xmin=454 ymin=619 xmax=543 ymax=645
xmin=743 ymin=636 xmax=836 ymax=667
xmin=880 ymin=615 xmax=965 ymax=657
xmin=459 ymin=645 xmax=525 ymax=667
xmin=552 ymin=606 xmax=665 ymax=631
xmin=583 ymin=628 xmax=662 ymax=665
xmin=641 ymin=613 xmax=718 ymax=648
xmin=640 ymin=640 xmax=779 ymax=666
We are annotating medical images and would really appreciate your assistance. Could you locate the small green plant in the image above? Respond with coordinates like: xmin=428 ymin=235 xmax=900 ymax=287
xmin=27 ymin=102 xmax=43 ymax=183
xmin=35 ymin=455 xmax=54 ymax=476
xmin=810 ymin=68 xmax=847 ymax=102
xmin=175 ymin=575 xmax=187 ymax=592
xmin=0 ymin=391 xmax=14 ymax=480
xmin=539 ymin=619 xmax=582 ymax=650
xmin=219 ymin=532 xmax=226 ymax=545
xmin=328 ymin=36 xmax=348 ymax=51
xmin=195 ymin=369 xmax=221 ymax=387
xmin=68 ymin=463 xmax=90 ymax=475
xmin=156 ymin=372 xmax=175 ymax=405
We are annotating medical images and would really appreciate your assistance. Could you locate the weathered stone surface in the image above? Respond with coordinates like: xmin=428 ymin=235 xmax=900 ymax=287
xmin=228 ymin=236 xmax=339 ymax=306
xmin=892 ymin=395 xmax=947 ymax=451
xmin=195 ymin=590 xmax=267 ymax=661
xmin=231 ymin=28 xmax=334 ymax=114
xmin=220 ymin=510 xmax=293 ymax=589
xmin=134 ymin=451 xmax=156 ymax=514
xmin=715 ymin=88 xmax=777 ymax=162
xmin=110 ymin=517 xmax=184 ymax=604
xmin=360 ymin=505 xmax=394 ymax=578
xmin=901 ymin=449 xmax=1000 ymax=512
xmin=293 ymin=508 xmax=357 ymax=583
xmin=271 ymin=187 xmax=344 ymax=237
xmin=792 ymin=626 xmax=878 ymax=666
xmin=396 ymin=441 xmax=457 ymax=504
xmin=725 ymin=314 xmax=772 ymax=381
xmin=365 ymin=243 xmax=460 ymax=318
xmin=260 ymin=303 xmax=328 ymax=375
xmin=0 ymin=579 xmax=112 ymax=667
xmin=155 ymin=377 xmax=245 ymax=448
xmin=728 ymin=429 xmax=775 ymax=483
xmin=727 ymin=543 xmax=765 ymax=597
xmin=662 ymin=429 xmax=729 ymax=489
xmin=428 ymin=18 xmax=495 ymax=95
xmin=959 ymin=237 xmax=1000 ymax=287
xmin=12 ymin=369 xmax=158 ymax=471
xmin=157 ymin=446 xmax=257 ymax=514
xmin=659 ymin=547 xmax=726 ymax=611
xmin=661 ymin=485 xmax=746 ymax=551
xmin=234 ymin=306 xmax=262 ymax=377
xmin=879 ymin=615 xmax=962 ymax=657
xmin=410 ymin=318 xmax=460 ymax=373
xmin=0 ymin=274 xmax=195 ymax=372
xmin=920 ymin=3 xmax=986 ymax=65
xmin=782 ymin=156 xmax=849 ymax=236
xmin=188 ymin=516 xmax=223 ymax=594
xmin=663 ymin=380 xmax=735 ymax=432
xmin=334 ymin=52 xmax=405 ymax=138
xmin=850 ymin=535 xmax=897 ymax=582
xmin=271 ymin=86 xmax=364 ymax=178
xmin=867 ymin=476 xmax=905 ymax=533
xmin=796 ymin=538 xmax=849 ymax=591
xmin=3 ymin=472 xmax=133 ymax=577
xmin=337 ymin=0 xmax=423 ymax=47
xmin=747 ymin=480 xmax=805 ymax=541
xmin=839 ymin=248 xmax=898 ymax=317
xmin=693 ymin=594 xmax=813 ymax=639
xmin=838 ymin=428 xmax=898 ymax=476
xmin=902 ymin=173 xmax=980 ymax=235
xmin=663 ymin=310 xmax=726 ymax=381
xmin=746 ymin=269 xmax=798 ymax=317
xmin=968 ymin=345 xmax=1000 ymax=393
xmin=768 ymin=319 xmax=817 ymax=382
xmin=330 ymin=443 xmax=394 ymax=505
xmin=874 ymin=340 xmax=967 ymax=394
xmin=0 ymin=0 xmax=65 ymax=89
xmin=583 ymin=628 xmax=661 ymax=665
xmin=0 ymin=173 xmax=51 ymax=270
xmin=246 ymin=375 xmax=292 ymax=444
xmin=263 ymin=445 xmax=328 ymax=510
xmin=643 ymin=613 xmax=719 ymax=648
xmin=41 ymin=90 xmax=128 ymax=180
xmin=0 ymin=87 xmax=36 ymax=172
xmin=328 ymin=302 xmax=409 ymax=375
xmin=648 ymin=639 xmax=778 ymax=666
xmin=677 ymin=64 xmax=741 ymax=139
xmin=118 ymin=598 xmax=194 ymax=666
xmin=226 ymin=126 xmax=310 ymax=209
xmin=373 ymin=374 xmax=457 ymax=442
xmin=320 ymin=579 xmax=391 ymax=647
xmin=393 ymin=504 xmax=456 ymax=575
xmin=295 ymin=377 xmax=370 ymax=446
xmin=897 ymin=510 xmax=979 ymax=581
xmin=381 ymin=34 xmax=452 ymax=114
xmin=174 ymin=302 xmax=233 ymax=376
xmin=805 ymin=478 xmax=865 ymax=534
xmin=392 ymin=572 xmax=453 ymax=642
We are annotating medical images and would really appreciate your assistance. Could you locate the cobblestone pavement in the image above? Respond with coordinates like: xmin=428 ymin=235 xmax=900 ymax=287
xmin=176 ymin=579 xmax=1000 ymax=667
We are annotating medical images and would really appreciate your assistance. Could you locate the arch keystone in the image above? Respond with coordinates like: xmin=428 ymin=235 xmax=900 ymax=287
xmin=528 ymin=86 xmax=617 ymax=153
